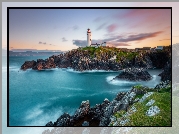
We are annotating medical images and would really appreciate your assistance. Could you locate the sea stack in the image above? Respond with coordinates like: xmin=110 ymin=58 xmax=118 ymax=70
xmin=114 ymin=67 xmax=152 ymax=81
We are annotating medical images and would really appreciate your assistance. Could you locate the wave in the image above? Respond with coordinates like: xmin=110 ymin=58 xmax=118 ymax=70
xmin=86 ymin=90 xmax=128 ymax=97
xmin=66 ymin=68 xmax=121 ymax=73
xmin=60 ymin=87 xmax=83 ymax=91
xmin=49 ymin=94 xmax=79 ymax=100
xmin=24 ymin=102 xmax=76 ymax=126
xmin=24 ymin=102 xmax=49 ymax=121
xmin=35 ymin=68 xmax=59 ymax=71
xmin=106 ymin=76 xmax=138 ymax=86
xmin=152 ymin=75 xmax=157 ymax=80
xmin=106 ymin=75 xmax=160 ymax=88
xmin=9 ymin=66 xmax=21 ymax=72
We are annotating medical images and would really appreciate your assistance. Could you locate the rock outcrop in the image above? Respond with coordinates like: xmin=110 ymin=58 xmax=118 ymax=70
xmin=21 ymin=47 xmax=171 ymax=71
xmin=158 ymin=58 xmax=171 ymax=81
xmin=45 ymin=81 xmax=171 ymax=127
xmin=114 ymin=68 xmax=152 ymax=81
xmin=46 ymin=88 xmax=139 ymax=127
xmin=21 ymin=60 xmax=37 ymax=70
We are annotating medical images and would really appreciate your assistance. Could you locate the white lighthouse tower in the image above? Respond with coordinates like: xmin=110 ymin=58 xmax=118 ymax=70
xmin=87 ymin=28 xmax=92 ymax=46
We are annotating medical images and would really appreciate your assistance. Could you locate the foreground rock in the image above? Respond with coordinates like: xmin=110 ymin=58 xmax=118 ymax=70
xmin=45 ymin=80 xmax=171 ymax=127
xmin=159 ymin=58 xmax=171 ymax=81
xmin=45 ymin=86 xmax=148 ymax=126
xmin=114 ymin=68 xmax=152 ymax=81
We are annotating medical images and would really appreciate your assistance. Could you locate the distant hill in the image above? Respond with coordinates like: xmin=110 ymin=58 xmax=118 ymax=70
xmin=10 ymin=49 xmax=63 ymax=52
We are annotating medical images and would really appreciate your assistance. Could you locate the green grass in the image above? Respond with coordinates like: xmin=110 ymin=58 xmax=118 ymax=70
xmin=114 ymin=110 xmax=126 ymax=118
xmin=134 ymin=84 xmax=143 ymax=89
xmin=112 ymin=86 xmax=171 ymax=126
xmin=116 ymin=51 xmax=139 ymax=62
xmin=126 ymin=96 xmax=178 ymax=134
xmin=158 ymin=86 xmax=171 ymax=93
xmin=81 ymin=46 xmax=140 ymax=62
xmin=134 ymin=94 xmax=144 ymax=99
xmin=125 ymin=92 xmax=171 ymax=126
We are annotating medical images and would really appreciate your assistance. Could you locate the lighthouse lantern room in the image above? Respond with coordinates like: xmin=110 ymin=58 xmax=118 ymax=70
xmin=87 ymin=28 xmax=92 ymax=46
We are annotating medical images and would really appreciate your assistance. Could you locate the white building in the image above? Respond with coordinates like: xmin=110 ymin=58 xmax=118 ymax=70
xmin=87 ymin=28 xmax=92 ymax=46
xmin=155 ymin=46 xmax=163 ymax=50
xmin=101 ymin=42 xmax=106 ymax=46
xmin=87 ymin=28 xmax=107 ymax=47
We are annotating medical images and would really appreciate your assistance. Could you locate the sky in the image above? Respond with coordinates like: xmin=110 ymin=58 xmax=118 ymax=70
xmin=9 ymin=8 xmax=171 ymax=51
xmin=2 ymin=2 xmax=179 ymax=134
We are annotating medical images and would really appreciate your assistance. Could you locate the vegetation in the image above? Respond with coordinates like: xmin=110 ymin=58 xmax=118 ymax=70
xmin=126 ymin=92 xmax=171 ymax=126
xmin=112 ymin=86 xmax=171 ymax=126
xmin=81 ymin=46 xmax=139 ymax=62
xmin=134 ymin=84 xmax=143 ymax=89
xmin=116 ymin=51 xmax=139 ymax=62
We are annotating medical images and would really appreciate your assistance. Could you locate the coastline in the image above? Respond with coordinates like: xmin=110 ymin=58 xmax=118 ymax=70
xmin=46 ymin=80 xmax=171 ymax=127
xmin=17 ymin=47 xmax=171 ymax=126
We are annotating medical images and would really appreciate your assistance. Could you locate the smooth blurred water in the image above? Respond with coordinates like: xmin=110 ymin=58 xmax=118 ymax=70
xmin=8 ymin=56 xmax=162 ymax=126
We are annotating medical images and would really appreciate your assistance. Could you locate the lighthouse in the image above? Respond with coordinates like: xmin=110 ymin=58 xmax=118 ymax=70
xmin=87 ymin=28 xmax=92 ymax=46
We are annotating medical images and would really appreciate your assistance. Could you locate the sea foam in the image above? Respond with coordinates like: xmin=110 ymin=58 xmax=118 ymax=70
xmin=106 ymin=76 xmax=137 ymax=86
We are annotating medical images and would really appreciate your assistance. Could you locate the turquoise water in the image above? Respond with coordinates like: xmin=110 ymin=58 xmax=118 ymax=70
xmin=9 ymin=56 xmax=162 ymax=126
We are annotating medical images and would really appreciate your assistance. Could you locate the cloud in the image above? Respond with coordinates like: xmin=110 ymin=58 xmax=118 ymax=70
xmin=107 ymin=24 xmax=118 ymax=33
xmin=73 ymin=40 xmax=87 ymax=47
xmin=96 ymin=23 xmax=107 ymax=30
xmin=114 ymin=9 xmax=171 ymax=30
xmin=62 ymin=37 xmax=68 ymax=42
xmin=66 ymin=25 xmax=79 ymax=31
xmin=117 ymin=31 xmax=163 ymax=42
xmin=159 ymin=38 xmax=171 ymax=41
xmin=73 ymin=25 xmax=79 ymax=30
xmin=107 ymin=42 xmax=130 ymax=47
xmin=73 ymin=31 xmax=161 ymax=47
xmin=94 ymin=17 xmax=104 ymax=22
xmin=39 ymin=41 xmax=46 ymax=45
xmin=72 ymin=38 xmax=129 ymax=48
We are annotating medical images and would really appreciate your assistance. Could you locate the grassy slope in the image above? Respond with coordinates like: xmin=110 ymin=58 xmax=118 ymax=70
xmin=112 ymin=86 xmax=171 ymax=126
xmin=126 ymin=92 xmax=171 ymax=126
xmin=81 ymin=46 xmax=138 ymax=62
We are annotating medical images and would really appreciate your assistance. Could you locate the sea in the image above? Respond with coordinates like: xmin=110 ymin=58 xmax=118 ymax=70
xmin=7 ymin=56 xmax=162 ymax=126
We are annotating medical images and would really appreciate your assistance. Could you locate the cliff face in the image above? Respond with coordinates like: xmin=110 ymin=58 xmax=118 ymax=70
xmin=158 ymin=58 xmax=171 ymax=81
xmin=148 ymin=51 xmax=170 ymax=69
xmin=20 ymin=47 xmax=171 ymax=72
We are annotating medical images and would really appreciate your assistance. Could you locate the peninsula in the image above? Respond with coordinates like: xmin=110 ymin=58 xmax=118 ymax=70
xmin=19 ymin=45 xmax=171 ymax=126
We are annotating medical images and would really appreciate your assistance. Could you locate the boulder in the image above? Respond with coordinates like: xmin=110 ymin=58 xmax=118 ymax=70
xmin=21 ymin=60 xmax=36 ymax=70
xmin=114 ymin=68 xmax=152 ymax=81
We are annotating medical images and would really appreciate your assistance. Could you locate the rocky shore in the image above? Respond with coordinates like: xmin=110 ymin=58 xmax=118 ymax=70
xmin=20 ymin=47 xmax=170 ymax=72
xmin=19 ymin=46 xmax=171 ymax=126
xmin=46 ymin=80 xmax=171 ymax=127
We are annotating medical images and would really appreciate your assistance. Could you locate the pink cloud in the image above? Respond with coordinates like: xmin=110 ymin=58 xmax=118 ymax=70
xmin=114 ymin=9 xmax=171 ymax=30
xmin=117 ymin=31 xmax=163 ymax=42
xmin=107 ymin=42 xmax=130 ymax=47
xmin=107 ymin=24 xmax=118 ymax=33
